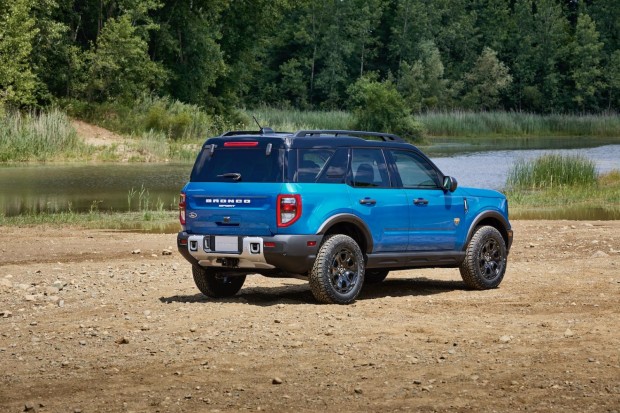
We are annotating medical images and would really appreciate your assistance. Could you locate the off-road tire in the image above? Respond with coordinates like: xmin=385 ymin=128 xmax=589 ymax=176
xmin=364 ymin=269 xmax=389 ymax=284
xmin=192 ymin=266 xmax=246 ymax=298
xmin=309 ymin=234 xmax=365 ymax=304
xmin=459 ymin=226 xmax=507 ymax=290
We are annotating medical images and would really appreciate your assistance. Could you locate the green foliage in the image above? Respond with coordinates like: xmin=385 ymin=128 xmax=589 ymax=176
xmin=506 ymin=154 xmax=597 ymax=190
xmin=418 ymin=111 xmax=620 ymax=137
xmin=0 ymin=0 xmax=619 ymax=114
xmin=0 ymin=108 xmax=89 ymax=161
xmin=461 ymin=48 xmax=512 ymax=110
xmin=397 ymin=41 xmax=448 ymax=112
xmin=64 ymin=94 xmax=222 ymax=140
xmin=80 ymin=15 xmax=166 ymax=102
xmin=0 ymin=0 xmax=40 ymax=107
xmin=248 ymin=107 xmax=353 ymax=131
xmin=570 ymin=14 xmax=605 ymax=110
xmin=347 ymin=76 xmax=424 ymax=142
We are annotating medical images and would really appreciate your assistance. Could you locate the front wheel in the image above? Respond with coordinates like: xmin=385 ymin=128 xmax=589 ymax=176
xmin=459 ymin=226 xmax=507 ymax=290
xmin=192 ymin=266 xmax=246 ymax=298
xmin=309 ymin=234 xmax=365 ymax=304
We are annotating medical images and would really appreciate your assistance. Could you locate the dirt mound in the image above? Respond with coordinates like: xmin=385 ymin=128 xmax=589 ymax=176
xmin=72 ymin=119 xmax=125 ymax=147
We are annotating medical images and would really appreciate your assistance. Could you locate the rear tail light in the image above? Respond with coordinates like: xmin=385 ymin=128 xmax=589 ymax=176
xmin=179 ymin=193 xmax=186 ymax=225
xmin=277 ymin=194 xmax=301 ymax=227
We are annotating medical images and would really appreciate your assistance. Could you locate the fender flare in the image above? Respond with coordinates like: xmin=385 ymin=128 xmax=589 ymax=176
xmin=464 ymin=211 xmax=511 ymax=250
xmin=316 ymin=213 xmax=374 ymax=253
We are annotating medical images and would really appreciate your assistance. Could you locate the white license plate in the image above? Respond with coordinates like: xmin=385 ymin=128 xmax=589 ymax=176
xmin=214 ymin=236 xmax=239 ymax=252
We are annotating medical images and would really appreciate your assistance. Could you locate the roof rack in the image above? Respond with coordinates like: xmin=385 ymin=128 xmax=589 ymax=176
xmin=292 ymin=130 xmax=403 ymax=142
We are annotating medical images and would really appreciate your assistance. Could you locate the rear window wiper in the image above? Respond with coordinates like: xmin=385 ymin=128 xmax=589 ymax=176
xmin=217 ymin=172 xmax=242 ymax=181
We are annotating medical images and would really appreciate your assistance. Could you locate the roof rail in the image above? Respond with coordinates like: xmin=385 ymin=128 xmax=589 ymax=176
xmin=222 ymin=127 xmax=275 ymax=137
xmin=293 ymin=130 xmax=403 ymax=142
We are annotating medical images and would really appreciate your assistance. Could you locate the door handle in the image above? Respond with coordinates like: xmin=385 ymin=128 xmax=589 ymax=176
xmin=359 ymin=198 xmax=376 ymax=205
xmin=413 ymin=198 xmax=429 ymax=205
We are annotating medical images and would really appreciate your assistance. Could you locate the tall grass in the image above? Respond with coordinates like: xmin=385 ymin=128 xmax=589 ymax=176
xmin=245 ymin=108 xmax=620 ymax=138
xmin=0 ymin=109 xmax=91 ymax=161
xmin=506 ymin=154 xmax=598 ymax=190
xmin=418 ymin=111 xmax=620 ymax=137
xmin=247 ymin=107 xmax=354 ymax=131
xmin=64 ymin=94 xmax=247 ymax=141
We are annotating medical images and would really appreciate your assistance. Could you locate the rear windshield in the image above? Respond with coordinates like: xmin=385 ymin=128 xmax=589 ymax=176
xmin=190 ymin=147 xmax=283 ymax=183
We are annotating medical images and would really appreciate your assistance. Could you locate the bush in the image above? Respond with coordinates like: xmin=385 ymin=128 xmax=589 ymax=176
xmin=64 ymin=94 xmax=223 ymax=140
xmin=347 ymin=76 xmax=425 ymax=142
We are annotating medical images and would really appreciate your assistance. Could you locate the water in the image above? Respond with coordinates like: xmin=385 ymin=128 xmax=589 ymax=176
xmin=431 ymin=144 xmax=620 ymax=190
xmin=0 ymin=163 xmax=189 ymax=216
xmin=0 ymin=139 xmax=619 ymax=222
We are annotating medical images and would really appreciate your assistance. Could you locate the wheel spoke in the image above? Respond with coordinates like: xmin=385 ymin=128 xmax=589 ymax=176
xmin=328 ymin=247 xmax=359 ymax=294
xmin=478 ymin=239 xmax=505 ymax=281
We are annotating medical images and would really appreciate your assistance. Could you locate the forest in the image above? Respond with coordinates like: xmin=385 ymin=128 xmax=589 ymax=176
xmin=0 ymin=0 xmax=619 ymax=117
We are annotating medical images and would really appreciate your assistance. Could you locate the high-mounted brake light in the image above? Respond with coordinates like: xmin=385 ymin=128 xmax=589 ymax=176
xmin=224 ymin=141 xmax=259 ymax=147
xmin=277 ymin=194 xmax=302 ymax=227
xmin=179 ymin=193 xmax=186 ymax=225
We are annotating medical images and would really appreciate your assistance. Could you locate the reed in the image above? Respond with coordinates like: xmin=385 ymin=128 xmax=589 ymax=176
xmin=506 ymin=154 xmax=598 ymax=190
xmin=247 ymin=107 xmax=354 ymax=131
xmin=0 ymin=109 xmax=91 ymax=161
xmin=418 ymin=110 xmax=620 ymax=137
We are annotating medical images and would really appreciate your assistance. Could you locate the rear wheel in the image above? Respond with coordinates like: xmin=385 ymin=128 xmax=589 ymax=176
xmin=459 ymin=226 xmax=507 ymax=290
xmin=309 ymin=234 xmax=365 ymax=304
xmin=192 ymin=266 xmax=246 ymax=298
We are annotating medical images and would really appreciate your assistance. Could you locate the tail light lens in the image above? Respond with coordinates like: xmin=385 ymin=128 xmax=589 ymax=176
xmin=277 ymin=194 xmax=301 ymax=227
xmin=179 ymin=193 xmax=186 ymax=225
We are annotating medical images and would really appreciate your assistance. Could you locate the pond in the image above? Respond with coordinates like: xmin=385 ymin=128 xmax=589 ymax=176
xmin=0 ymin=138 xmax=618 ymax=221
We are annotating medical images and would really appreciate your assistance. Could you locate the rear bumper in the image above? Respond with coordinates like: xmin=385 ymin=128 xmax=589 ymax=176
xmin=177 ymin=232 xmax=323 ymax=275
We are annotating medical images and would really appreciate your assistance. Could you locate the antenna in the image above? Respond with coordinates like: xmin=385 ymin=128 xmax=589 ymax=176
xmin=252 ymin=115 xmax=262 ymax=130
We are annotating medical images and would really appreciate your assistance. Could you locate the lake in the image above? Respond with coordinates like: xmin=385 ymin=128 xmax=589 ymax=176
xmin=1 ymin=138 xmax=618 ymax=220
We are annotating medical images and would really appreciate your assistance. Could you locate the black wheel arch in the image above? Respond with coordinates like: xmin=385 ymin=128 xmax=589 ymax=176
xmin=317 ymin=214 xmax=374 ymax=254
xmin=464 ymin=211 xmax=512 ymax=252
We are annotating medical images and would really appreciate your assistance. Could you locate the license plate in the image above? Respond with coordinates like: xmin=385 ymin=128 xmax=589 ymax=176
xmin=214 ymin=236 xmax=239 ymax=253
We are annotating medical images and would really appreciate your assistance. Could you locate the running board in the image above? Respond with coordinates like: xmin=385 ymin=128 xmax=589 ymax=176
xmin=366 ymin=251 xmax=465 ymax=270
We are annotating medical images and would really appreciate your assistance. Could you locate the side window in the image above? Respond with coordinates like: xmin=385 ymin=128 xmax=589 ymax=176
xmin=296 ymin=149 xmax=335 ymax=183
xmin=350 ymin=148 xmax=390 ymax=188
xmin=390 ymin=150 xmax=440 ymax=189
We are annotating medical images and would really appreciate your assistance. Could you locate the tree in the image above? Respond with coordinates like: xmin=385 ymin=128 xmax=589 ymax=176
xmin=461 ymin=47 xmax=512 ymax=110
xmin=0 ymin=0 xmax=40 ymax=107
xmin=82 ymin=14 xmax=165 ymax=101
xmin=604 ymin=50 xmax=620 ymax=110
xmin=569 ymin=13 xmax=604 ymax=111
xmin=347 ymin=75 xmax=424 ymax=142
xmin=397 ymin=40 xmax=447 ymax=112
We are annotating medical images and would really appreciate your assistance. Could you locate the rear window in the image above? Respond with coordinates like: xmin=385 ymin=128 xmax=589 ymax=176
xmin=190 ymin=146 xmax=283 ymax=183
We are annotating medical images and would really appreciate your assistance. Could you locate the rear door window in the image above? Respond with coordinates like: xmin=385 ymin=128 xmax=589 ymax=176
xmin=350 ymin=148 xmax=391 ymax=188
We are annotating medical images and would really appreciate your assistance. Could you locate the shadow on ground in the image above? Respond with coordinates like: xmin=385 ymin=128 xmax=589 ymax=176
xmin=159 ymin=277 xmax=466 ymax=306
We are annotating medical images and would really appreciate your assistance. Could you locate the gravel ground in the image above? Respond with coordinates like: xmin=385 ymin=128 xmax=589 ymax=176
xmin=1 ymin=221 xmax=619 ymax=413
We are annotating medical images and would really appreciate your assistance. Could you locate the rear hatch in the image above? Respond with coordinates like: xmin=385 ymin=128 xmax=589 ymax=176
xmin=183 ymin=138 xmax=285 ymax=236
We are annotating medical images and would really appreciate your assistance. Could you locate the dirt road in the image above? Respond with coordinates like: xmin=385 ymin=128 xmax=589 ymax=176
xmin=1 ymin=221 xmax=619 ymax=412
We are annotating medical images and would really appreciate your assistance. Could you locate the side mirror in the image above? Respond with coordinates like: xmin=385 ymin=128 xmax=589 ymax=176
xmin=442 ymin=176 xmax=458 ymax=192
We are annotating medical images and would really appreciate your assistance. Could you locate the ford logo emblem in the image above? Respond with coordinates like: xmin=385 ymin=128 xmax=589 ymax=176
xmin=188 ymin=212 xmax=198 ymax=219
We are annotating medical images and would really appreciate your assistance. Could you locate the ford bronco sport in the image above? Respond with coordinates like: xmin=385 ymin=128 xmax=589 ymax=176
xmin=177 ymin=129 xmax=513 ymax=304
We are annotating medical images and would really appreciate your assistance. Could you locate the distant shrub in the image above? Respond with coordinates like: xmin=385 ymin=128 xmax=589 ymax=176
xmin=347 ymin=76 xmax=425 ymax=142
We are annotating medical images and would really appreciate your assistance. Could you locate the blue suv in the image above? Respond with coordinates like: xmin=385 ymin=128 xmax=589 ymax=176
xmin=177 ymin=129 xmax=513 ymax=304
